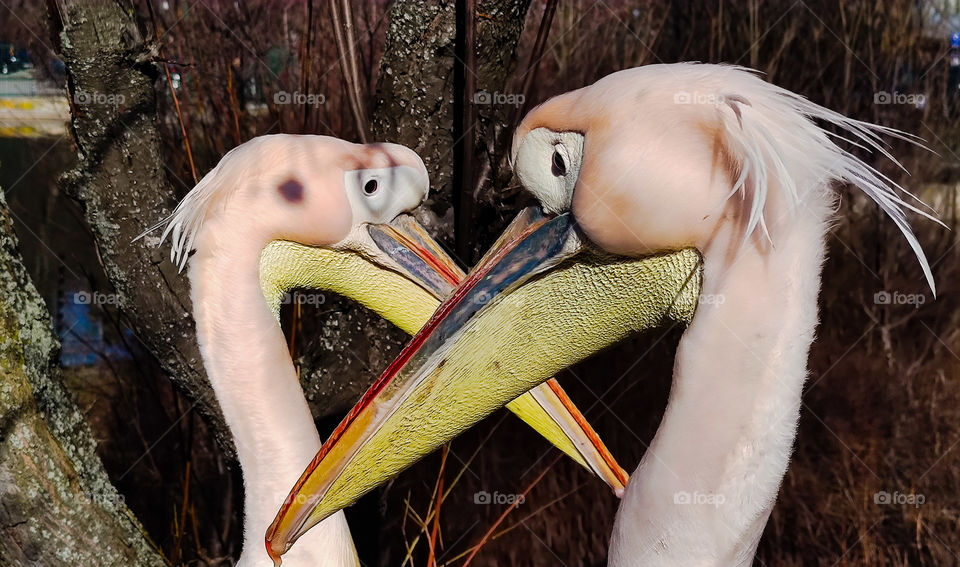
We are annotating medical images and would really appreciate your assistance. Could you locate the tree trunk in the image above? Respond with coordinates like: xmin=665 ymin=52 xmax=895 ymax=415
xmin=46 ymin=0 xmax=531 ymax=452
xmin=370 ymin=0 xmax=530 ymax=254
xmin=297 ymin=0 xmax=532 ymax=417
xmin=0 ymin=191 xmax=166 ymax=566
xmin=47 ymin=0 xmax=234 ymax=456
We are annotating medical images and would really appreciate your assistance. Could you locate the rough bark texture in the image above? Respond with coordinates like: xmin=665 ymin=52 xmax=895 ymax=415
xmin=48 ymin=0 xmax=233 ymax=456
xmin=0 ymin=191 xmax=166 ymax=567
xmin=370 ymin=0 xmax=530 ymax=251
xmin=46 ymin=0 xmax=531 ymax=446
xmin=296 ymin=0 xmax=532 ymax=416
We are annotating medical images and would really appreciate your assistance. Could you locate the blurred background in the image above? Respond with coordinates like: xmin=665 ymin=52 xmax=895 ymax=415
xmin=1 ymin=0 xmax=959 ymax=565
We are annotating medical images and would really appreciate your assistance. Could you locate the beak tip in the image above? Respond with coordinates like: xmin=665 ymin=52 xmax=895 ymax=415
xmin=265 ymin=536 xmax=285 ymax=566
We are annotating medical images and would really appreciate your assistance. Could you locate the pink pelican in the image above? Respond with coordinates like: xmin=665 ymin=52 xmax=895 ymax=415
xmin=156 ymin=134 xmax=628 ymax=565
xmin=264 ymin=64 xmax=937 ymax=565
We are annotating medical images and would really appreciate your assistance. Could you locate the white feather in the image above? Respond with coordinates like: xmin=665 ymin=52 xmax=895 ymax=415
xmin=135 ymin=141 xmax=255 ymax=272
xmin=709 ymin=64 xmax=939 ymax=294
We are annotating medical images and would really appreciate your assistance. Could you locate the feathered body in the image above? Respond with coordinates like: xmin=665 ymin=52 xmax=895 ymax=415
xmin=156 ymin=134 xmax=436 ymax=567
xmin=509 ymin=64 xmax=936 ymax=565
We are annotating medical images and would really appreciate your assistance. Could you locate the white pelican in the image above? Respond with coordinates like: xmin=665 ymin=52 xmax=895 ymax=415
xmin=265 ymin=64 xmax=937 ymax=566
xmin=156 ymin=134 xmax=629 ymax=566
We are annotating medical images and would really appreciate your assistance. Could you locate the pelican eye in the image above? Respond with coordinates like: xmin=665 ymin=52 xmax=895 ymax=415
xmin=363 ymin=179 xmax=379 ymax=195
xmin=551 ymin=149 xmax=567 ymax=177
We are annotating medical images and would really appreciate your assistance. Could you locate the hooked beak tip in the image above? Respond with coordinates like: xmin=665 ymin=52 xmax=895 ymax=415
xmin=265 ymin=539 xmax=282 ymax=566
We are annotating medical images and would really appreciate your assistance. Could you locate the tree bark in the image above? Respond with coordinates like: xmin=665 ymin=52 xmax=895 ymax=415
xmin=45 ymin=0 xmax=532 ymax=450
xmin=297 ymin=0 xmax=532 ymax=415
xmin=370 ymin=0 xmax=531 ymax=252
xmin=47 ymin=0 xmax=234 ymax=456
xmin=0 ymin=191 xmax=166 ymax=566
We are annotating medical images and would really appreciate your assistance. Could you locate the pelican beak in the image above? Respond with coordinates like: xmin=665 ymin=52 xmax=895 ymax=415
xmin=265 ymin=207 xmax=703 ymax=560
xmin=368 ymin=214 xmax=631 ymax=493
xmin=366 ymin=213 xmax=463 ymax=297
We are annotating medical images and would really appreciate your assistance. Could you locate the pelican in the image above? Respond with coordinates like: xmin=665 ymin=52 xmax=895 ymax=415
xmin=155 ymin=134 xmax=628 ymax=566
xmin=266 ymin=64 xmax=937 ymax=565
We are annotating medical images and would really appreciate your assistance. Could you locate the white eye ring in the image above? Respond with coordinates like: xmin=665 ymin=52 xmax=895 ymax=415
xmin=363 ymin=178 xmax=379 ymax=195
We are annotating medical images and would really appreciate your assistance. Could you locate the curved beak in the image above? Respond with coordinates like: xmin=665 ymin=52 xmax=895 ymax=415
xmin=261 ymin=210 xmax=628 ymax=560
xmin=365 ymin=215 xmax=630 ymax=493
xmin=265 ymin=207 xmax=703 ymax=560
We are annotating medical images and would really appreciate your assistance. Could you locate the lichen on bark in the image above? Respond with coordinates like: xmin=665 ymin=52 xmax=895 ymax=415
xmin=0 ymin=190 xmax=165 ymax=566
xmin=49 ymin=0 xmax=233 ymax=455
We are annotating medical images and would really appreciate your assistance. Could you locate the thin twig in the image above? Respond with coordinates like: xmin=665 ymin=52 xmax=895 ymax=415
xmin=488 ymin=0 xmax=559 ymax=197
xmin=146 ymin=0 xmax=198 ymax=184
xmin=454 ymin=0 xmax=478 ymax=262
xmin=462 ymin=453 xmax=563 ymax=566
xmin=330 ymin=0 xmax=369 ymax=141
xmin=173 ymin=461 xmax=191 ymax=564
xmin=403 ymin=416 xmax=508 ymax=563
xmin=300 ymin=0 xmax=314 ymax=131
xmin=427 ymin=444 xmax=449 ymax=566
xmin=444 ymin=480 xmax=586 ymax=564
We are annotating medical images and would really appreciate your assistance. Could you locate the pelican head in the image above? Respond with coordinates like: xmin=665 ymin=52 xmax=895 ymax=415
xmin=164 ymin=134 xmax=459 ymax=299
xmin=266 ymin=64 xmax=936 ymax=559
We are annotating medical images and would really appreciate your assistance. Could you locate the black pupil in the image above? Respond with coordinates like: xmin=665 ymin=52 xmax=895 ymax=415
xmin=551 ymin=150 xmax=566 ymax=176
xmin=364 ymin=179 xmax=378 ymax=194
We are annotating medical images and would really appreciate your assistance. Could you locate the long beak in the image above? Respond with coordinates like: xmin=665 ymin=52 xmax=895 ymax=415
xmin=265 ymin=207 xmax=703 ymax=560
xmin=365 ymin=215 xmax=630 ymax=489
xmin=264 ymin=213 xmax=629 ymax=489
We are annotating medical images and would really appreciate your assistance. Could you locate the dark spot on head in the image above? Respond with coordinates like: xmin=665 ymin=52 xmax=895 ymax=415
xmin=278 ymin=178 xmax=304 ymax=203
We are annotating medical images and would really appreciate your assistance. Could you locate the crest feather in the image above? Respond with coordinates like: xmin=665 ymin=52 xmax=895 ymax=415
xmin=708 ymin=64 xmax=939 ymax=295
xmin=135 ymin=143 xmax=254 ymax=272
